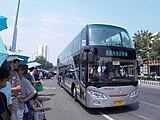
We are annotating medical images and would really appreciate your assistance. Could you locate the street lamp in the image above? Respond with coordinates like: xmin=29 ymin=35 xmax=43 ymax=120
xmin=11 ymin=0 xmax=20 ymax=52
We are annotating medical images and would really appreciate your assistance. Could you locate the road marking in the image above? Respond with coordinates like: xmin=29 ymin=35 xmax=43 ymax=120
xmin=131 ymin=112 xmax=150 ymax=120
xmin=140 ymin=101 xmax=160 ymax=108
xmin=98 ymin=109 xmax=150 ymax=120
xmin=43 ymin=86 xmax=56 ymax=90
xmin=97 ymin=111 xmax=114 ymax=120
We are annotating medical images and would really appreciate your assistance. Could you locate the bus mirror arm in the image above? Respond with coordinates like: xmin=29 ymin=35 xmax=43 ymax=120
xmin=84 ymin=46 xmax=91 ymax=52
xmin=84 ymin=47 xmax=98 ymax=55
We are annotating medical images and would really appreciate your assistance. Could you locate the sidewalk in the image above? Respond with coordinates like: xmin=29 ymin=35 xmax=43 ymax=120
xmin=37 ymin=78 xmax=57 ymax=120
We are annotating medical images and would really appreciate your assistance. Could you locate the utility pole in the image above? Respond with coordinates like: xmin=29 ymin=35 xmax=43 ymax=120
xmin=11 ymin=0 xmax=20 ymax=52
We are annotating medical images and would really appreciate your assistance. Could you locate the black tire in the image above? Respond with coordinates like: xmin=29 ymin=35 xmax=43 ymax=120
xmin=72 ymin=87 xmax=78 ymax=102
xmin=58 ymin=77 xmax=62 ymax=87
xmin=59 ymin=79 xmax=62 ymax=87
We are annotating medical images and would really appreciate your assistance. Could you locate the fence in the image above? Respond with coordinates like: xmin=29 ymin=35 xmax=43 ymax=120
xmin=138 ymin=80 xmax=160 ymax=86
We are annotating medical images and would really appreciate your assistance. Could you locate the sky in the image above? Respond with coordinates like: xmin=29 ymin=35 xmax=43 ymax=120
xmin=0 ymin=0 xmax=160 ymax=65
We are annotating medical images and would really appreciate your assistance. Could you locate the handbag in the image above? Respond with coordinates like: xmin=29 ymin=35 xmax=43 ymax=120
xmin=35 ymin=83 xmax=44 ymax=92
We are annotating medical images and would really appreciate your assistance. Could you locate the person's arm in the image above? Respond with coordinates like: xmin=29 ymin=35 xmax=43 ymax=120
xmin=32 ymin=81 xmax=40 ymax=84
xmin=11 ymin=85 xmax=21 ymax=97
xmin=36 ymin=99 xmax=43 ymax=108
xmin=25 ymin=90 xmax=37 ymax=102
xmin=31 ymin=100 xmax=43 ymax=112
xmin=11 ymin=85 xmax=21 ymax=92
xmin=11 ymin=72 xmax=21 ymax=94
xmin=8 ymin=82 xmax=13 ymax=112
xmin=19 ymin=90 xmax=37 ymax=103
xmin=32 ymin=104 xmax=43 ymax=112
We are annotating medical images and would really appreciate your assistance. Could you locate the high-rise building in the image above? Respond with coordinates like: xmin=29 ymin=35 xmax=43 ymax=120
xmin=43 ymin=44 xmax=48 ymax=60
xmin=37 ymin=44 xmax=48 ymax=60
xmin=37 ymin=45 xmax=43 ymax=56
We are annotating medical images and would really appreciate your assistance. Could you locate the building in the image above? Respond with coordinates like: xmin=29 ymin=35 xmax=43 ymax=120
xmin=144 ymin=60 xmax=160 ymax=76
xmin=43 ymin=44 xmax=48 ymax=60
xmin=37 ymin=44 xmax=48 ymax=60
xmin=37 ymin=45 xmax=43 ymax=56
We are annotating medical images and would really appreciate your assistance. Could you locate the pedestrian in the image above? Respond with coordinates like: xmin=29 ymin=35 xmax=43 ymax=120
xmin=39 ymin=70 xmax=43 ymax=80
xmin=7 ymin=56 xmax=22 ymax=120
xmin=154 ymin=73 xmax=157 ymax=81
xmin=0 ymin=81 xmax=12 ymax=113
xmin=17 ymin=64 xmax=37 ymax=120
xmin=141 ymin=72 xmax=144 ymax=80
xmin=0 ymin=61 xmax=12 ymax=120
xmin=23 ymin=64 xmax=36 ymax=120
xmin=30 ymin=93 xmax=46 ymax=120
xmin=29 ymin=67 xmax=40 ymax=86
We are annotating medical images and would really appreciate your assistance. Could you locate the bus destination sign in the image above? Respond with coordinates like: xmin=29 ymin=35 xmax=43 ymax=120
xmin=106 ymin=49 xmax=128 ymax=57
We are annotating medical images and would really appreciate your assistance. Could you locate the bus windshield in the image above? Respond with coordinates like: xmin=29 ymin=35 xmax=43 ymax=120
xmin=88 ymin=59 xmax=137 ymax=85
xmin=88 ymin=25 xmax=134 ymax=48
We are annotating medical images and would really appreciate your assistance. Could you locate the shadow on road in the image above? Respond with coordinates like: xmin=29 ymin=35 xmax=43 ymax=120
xmin=39 ymin=93 xmax=56 ymax=97
xmin=38 ymin=93 xmax=56 ymax=102
xmin=44 ymin=107 xmax=52 ymax=112
xmin=98 ymin=102 xmax=139 ymax=115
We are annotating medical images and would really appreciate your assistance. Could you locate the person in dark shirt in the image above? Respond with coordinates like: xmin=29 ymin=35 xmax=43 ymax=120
xmin=24 ymin=65 xmax=33 ymax=83
xmin=0 ymin=92 xmax=11 ymax=120
xmin=0 ymin=61 xmax=12 ymax=120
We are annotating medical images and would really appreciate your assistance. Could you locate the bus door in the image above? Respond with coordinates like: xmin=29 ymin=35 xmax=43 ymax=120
xmin=61 ymin=68 xmax=67 ymax=87
xmin=79 ymin=63 xmax=87 ymax=105
xmin=79 ymin=47 xmax=97 ymax=105
xmin=79 ymin=52 xmax=88 ymax=105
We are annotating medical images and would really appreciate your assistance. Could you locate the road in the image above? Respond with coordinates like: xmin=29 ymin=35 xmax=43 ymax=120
xmin=39 ymin=77 xmax=160 ymax=120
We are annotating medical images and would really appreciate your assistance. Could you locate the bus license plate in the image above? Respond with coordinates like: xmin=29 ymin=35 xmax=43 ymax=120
xmin=114 ymin=100 xmax=125 ymax=106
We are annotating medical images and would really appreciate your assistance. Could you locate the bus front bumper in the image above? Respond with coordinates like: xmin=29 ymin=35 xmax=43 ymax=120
xmin=86 ymin=92 xmax=138 ymax=108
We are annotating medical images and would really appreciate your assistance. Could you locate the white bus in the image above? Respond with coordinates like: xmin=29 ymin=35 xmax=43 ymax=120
xmin=57 ymin=24 xmax=138 ymax=108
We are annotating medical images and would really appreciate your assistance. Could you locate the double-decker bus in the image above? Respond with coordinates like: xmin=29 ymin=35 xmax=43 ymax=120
xmin=57 ymin=24 xmax=138 ymax=108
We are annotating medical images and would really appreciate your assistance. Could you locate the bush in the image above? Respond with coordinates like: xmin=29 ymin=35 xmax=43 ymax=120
xmin=144 ymin=76 xmax=154 ymax=80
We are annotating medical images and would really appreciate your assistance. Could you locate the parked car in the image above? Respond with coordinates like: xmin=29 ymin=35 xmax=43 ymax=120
xmin=39 ymin=69 xmax=52 ymax=79
xmin=49 ymin=71 xmax=57 ymax=77
xmin=150 ymin=72 xmax=157 ymax=77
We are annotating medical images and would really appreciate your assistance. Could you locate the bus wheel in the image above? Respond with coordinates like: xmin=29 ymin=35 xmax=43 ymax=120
xmin=72 ymin=87 xmax=78 ymax=102
xmin=59 ymin=78 xmax=62 ymax=87
xmin=59 ymin=80 xmax=62 ymax=87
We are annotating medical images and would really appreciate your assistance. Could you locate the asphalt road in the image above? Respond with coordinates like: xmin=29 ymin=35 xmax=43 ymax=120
xmin=39 ymin=77 xmax=160 ymax=120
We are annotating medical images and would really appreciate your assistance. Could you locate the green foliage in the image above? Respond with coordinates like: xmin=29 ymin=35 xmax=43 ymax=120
xmin=34 ymin=56 xmax=54 ymax=70
xmin=151 ymin=33 xmax=160 ymax=59
xmin=133 ymin=30 xmax=153 ymax=60
xmin=144 ymin=76 xmax=154 ymax=80
xmin=133 ymin=30 xmax=160 ymax=61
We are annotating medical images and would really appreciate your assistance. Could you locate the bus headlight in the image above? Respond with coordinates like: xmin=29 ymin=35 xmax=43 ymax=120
xmin=130 ymin=89 xmax=138 ymax=97
xmin=87 ymin=90 xmax=107 ymax=99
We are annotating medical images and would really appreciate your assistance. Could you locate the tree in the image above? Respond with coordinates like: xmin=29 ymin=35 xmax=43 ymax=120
xmin=34 ymin=56 xmax=53 ymax=70
xmin=151 ymin=32 xmax=160 ymax=59
xmin=133 ymin=30 xmax=153 ymax=61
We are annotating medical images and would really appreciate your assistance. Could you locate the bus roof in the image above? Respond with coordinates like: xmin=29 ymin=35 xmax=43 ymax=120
xmin=86 ymin=23 xmax=126 ymax=29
